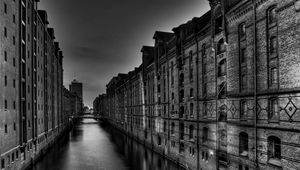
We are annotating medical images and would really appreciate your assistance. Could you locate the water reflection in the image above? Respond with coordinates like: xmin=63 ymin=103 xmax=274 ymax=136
xmin=31 ymin=119 xmax=184 ymax=170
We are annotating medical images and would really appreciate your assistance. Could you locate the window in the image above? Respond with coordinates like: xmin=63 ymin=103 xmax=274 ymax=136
xmin=189 ymin=125 xmax=194 ymax=139
xmin=239 ymin=132 xmax=249 ymax=157
xmin=218 ymin=82 xmax=226 ymax=97
xmin=13 ymin=79 xmax=16 ymax=88
xmin=13 ymin=101 xmax=16 ymax=109
xmin=203 ymin=102 xmax=207 ymax=117
xmin=202 ymin=44 xmax=206 ymax=56
xmin=4 ymin=51 xmax=7 ymax=61
xmin=215 ymin=15 xmax=223 ymax=34
xmin=4 ymin=27 xmax=7 ymax=37
xmin=241 ymin=48 xmax=246 ymax=63
xmin=179 ymin=123 xmax=184 ymax=140
xmin=179 ymin=90 xmax=184 ymax=103
xmin=203 ymin=127 xmax=208 ymax=142
xmin=4 ymin=3 xmax=7 ymax=14
xmin=4 ymin=100 xmax=7 ymax=109
xmin=218 ymin=105 xmax=227 ymax=122
xmin=241 ymin=73 xmax=247 ymax=90
xmin=217 ymin=38 xmax=225 ymax=54
xmin=1 ymin=159 xmax=4 ymax=169
xmin=5 ymin=124 xmax=7 ymax=133
xmin=163 ymin=121 xmax=166 ymax=132
xmin=13 ymin=58 xmax=15 ymax=67
xmin=271 ymin=68 xmax=278 ymax=85
xmin=218 ymin=59 xmax=227 ymax=76
xmin=240 ymin=101 xmax=247 ymax=119
xmin=239 ymin=165 xmax=249 ymax=170
xmin=268 ymin=7 xmax=277 ymax=24
xmin=171 ymin=122 xmax=175 ymax=135
xmin=13 ymin=36 xmax=15 ymax=45
xmin=171 ymin=92 xmax=174 ymax=100
xmin=239 ymin=23 xmax=246 ymax=38
xmin=13 ymin=15 xmax=16 ymax=23
xmin=269 ymin=98 xmax=279 ymax=120
xmin=179 ymin=106 xmax=184 ymax=118
xmin=158 ymin=136 xmax=161 ymax=145
xmin=180 ymin=143 xmax=185 ymax=154
xmin=270 ymin=36 xmax=277 ymax=54
xmin=4 ymin=76 xmax=7 ymax=86
xmin=13 ymin=122 xmax=16 ymax=130
xmin=190 ymin=103 xmax=194 ymax=116
xmin=179 ymin=73 xmax=184 ymax=86
xmin=190 ymin=88 xmax=193 ymax=98
xmin=202 ymin=151 xmax=209 ymax=161
xmin=268 ymin=136 xmax=281 ymax=162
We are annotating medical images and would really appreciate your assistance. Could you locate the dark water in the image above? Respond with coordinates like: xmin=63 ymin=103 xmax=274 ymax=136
xmin=31 ymin=119 xmax=183 ymax=170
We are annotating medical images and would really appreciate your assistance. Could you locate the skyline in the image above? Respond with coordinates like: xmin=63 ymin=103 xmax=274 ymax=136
xmin=38 ymin=0 xmax=210 ymax=107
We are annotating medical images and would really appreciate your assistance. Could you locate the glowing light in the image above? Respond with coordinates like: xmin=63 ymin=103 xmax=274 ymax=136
xmin=209 ymin=150 xmax=214 ymax=155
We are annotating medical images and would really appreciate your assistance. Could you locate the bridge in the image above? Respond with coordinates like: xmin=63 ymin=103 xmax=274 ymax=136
xmin=70 ymin=114 xmax=103 ymax=120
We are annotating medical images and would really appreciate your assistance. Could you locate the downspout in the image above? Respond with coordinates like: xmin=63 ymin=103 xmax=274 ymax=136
xmin=253 ymin=0 xmax=258 ymax=168
xmin=194 ymin=33 xmax=200 ymax=170
xmin=165 ymin=42 xmax=170 ymax=156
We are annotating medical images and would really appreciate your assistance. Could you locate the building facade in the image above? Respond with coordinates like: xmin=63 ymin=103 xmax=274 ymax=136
xmin=100 ymin=0 xmax=300 ymax=170
xmin=0 ymin=0 xmax=68 ymax=169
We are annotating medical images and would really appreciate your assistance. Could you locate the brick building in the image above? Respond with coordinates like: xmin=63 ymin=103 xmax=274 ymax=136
xmin=0 ymin=1 xmax=67 ymax=169
xmin=99 ymin=0 xmax=300 ymax=170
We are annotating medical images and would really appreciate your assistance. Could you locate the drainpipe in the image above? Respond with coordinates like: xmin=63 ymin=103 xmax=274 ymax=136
xmin=165 ymin=42 xmax=170 ymax=156
xmin=252 ymin=0 xmax=258 ymax=168
xmin=194 ymin=33 xmax=200 ymax=170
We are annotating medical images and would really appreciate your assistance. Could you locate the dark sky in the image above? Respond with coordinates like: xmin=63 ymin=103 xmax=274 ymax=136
xmin=39 ymin=0 xmax=210 ymax=107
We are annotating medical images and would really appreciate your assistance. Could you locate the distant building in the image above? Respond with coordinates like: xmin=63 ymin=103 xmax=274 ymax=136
xmin=93 ymin=94 xmax=107 ymax=117
xmin=69 ymin=79 xmax=83 ymax=100
xmin=68 ymin=79 xmax=83 ymax=115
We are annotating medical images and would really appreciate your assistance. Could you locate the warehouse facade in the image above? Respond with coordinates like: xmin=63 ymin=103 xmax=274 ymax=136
xmin=96 ymin=0 xmax=300 ymax=169
xmin=0 ymin=0 xmax=67 ymax=169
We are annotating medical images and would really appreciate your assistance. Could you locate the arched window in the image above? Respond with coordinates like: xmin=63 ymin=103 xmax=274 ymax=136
xmin=239 ymin=132 xmax=249 ymax=157
xmin=268 ymin=136 xmax=281 ymax=161
xmin=217 ymin=38 xmax=225 ymax=54
xmin=268 ymin=7 xmax=277 ymax=24
xmin=218 ymin=59 xmax=227 ymax=76
xmin=203 ymin=127 xmax=208 ymax=142
xmin=171 ymin=122 xmax=175 ymax=135
xmin=239 ymin=23 xmax=246 ymax=39
xmin=189 ymin=125 xmax=194 ymax=139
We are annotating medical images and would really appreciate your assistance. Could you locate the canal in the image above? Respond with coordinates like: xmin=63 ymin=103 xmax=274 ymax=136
xmin=30 ymin=119 xmax=185 ymax=170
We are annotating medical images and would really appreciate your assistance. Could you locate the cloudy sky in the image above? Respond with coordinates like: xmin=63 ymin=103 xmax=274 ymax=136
xmin=39 ymin=0 xmax=210 ymax=107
